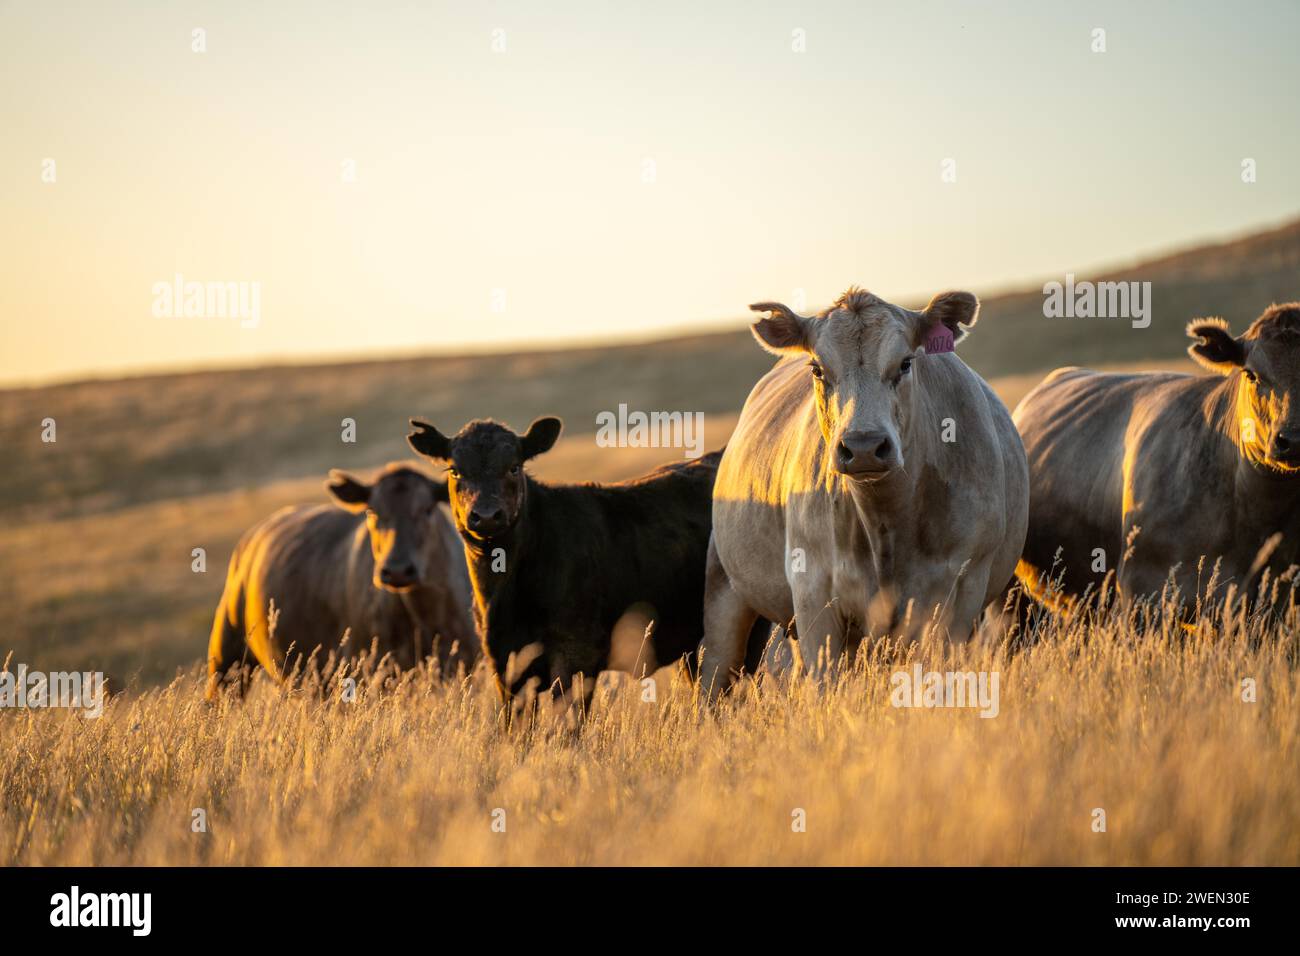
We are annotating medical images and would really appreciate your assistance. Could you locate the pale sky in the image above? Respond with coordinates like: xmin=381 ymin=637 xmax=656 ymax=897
xmin=3 ymin=0 xmax=1298 ymax=385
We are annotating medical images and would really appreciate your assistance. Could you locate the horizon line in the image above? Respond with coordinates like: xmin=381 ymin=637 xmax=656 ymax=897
xmin=6 ymin=210 xmax=1297 ymax=393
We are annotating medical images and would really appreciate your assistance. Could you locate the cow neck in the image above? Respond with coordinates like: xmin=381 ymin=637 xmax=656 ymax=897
xmin=398 ymin=582 xmax=447 ymax=632
xmin=837 ymin=366 xmax=940 ymax=590
xmin=842 ymin=467 xmax=908 ymax=590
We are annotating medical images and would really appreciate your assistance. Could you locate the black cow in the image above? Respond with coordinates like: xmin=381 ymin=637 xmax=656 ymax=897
xmin=406 ymin=415 xmax=768 ymax=698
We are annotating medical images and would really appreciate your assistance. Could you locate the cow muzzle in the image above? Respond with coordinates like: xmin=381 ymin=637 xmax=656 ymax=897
xmin=378 ymin=560 xmax=419 ymax=591
xmin=466 ymin=505 xmax=510 ymax=539
xmin=835 ymin=429 xmax=901 ymax=479
xmin=1270 ymin=429 xmax=1300 ymax=467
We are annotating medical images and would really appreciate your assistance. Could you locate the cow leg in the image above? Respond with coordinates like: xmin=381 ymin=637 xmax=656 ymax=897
xmin=548 ymin=627 xmax=604 ymax=700
xmin=742 ymin=618 xmax=776 ymax=675
xmin=206 ymin=606 xmax=246 ymax=701
xmin=698 ymin=534 xmax=758 ymax=701
xmin=792 ymin=591 xmax=847 ymax=685
xmin=1119 ymin=558 xmax=1202 ymax=629
xmin=946 ymin=563 xmax=992 ymax=643
xmin=757 ymin=621 xmax=798 ymax=682
xmin=986 ymin=578 xmax=1039 ymax=647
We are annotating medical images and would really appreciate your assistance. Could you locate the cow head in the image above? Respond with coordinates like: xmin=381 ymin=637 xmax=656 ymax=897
xmin=1188 ymin=303 xmax=1300 ymax=471
xmin=406 ymin=417 xmax=563 ymax=541
xmin=749 ymin=286 xmax=978 ymax=480
xmin=326 ymin=465 xmax=451 ymax=591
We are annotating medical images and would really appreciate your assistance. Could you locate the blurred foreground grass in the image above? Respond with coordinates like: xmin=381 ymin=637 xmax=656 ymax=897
xmin=3 ymin=598 xmax=1294 ymax=865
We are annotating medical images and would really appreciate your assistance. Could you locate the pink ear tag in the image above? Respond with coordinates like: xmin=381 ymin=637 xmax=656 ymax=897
xmin=924 ymin=325 xmax=954 ymax=354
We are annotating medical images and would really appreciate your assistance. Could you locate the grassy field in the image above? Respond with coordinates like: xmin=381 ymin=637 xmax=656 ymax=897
xmin=3 ymin=597 xmax=1296 ymax=865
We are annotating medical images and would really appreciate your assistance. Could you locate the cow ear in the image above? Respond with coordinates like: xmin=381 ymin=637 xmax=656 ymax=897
xmin=408 ymin=419 xmax=453 ymax=460
xmin=749 ymin=302 xmax=811 ymax=354
xmin=1187 ymin=318 xmax=1247 ymax=374
xmin=326 ymin=470 xmax=370 ymax=512
xmin=914 ymin=291 xmax=979 ymax=352
xmin=521 ymin=416 xmax=563 ymax=460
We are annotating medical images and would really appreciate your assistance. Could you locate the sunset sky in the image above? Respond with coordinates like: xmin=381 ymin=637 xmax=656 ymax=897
xmin=3 ymin=0 xmax=1298 ymax=385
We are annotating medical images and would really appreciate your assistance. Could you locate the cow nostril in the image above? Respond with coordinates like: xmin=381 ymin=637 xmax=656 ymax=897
xmin=1277 ymin=435 xmax=1292 ymax=453
xmin=836 ymin=441 xmax=854 ymax=466
xmin=469 ymin=509 xmax=505 ymax=531
xmin=382 ymin=565 xmax=412 ymax=583
xmin=874 ymin=437 xmax=892 ymax=461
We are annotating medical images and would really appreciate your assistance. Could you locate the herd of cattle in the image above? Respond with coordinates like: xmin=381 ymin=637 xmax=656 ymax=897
xmin=206 ymin=287 xmax=1300 ymax=702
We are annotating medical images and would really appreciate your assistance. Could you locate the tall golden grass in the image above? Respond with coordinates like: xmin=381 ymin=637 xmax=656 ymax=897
xmin=3 ymin=591 xmax=1296 ymax=866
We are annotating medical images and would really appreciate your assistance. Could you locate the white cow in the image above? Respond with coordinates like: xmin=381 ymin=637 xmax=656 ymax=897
xmin=698 ymin=286 xmax=1028 ymax=694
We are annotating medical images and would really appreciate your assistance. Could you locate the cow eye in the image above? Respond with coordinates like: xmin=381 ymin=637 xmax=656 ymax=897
xmin=1243 ymin=369 xmax=1258 ymax=384
xmin=809 ymin=363 xmax=824 ymax=381
xmin=891 ymin=357 xmax=913 ymax=387
xmin=509 ymin=464 xmax=521 ymax=476
xmin=447 ymin=468 xmax=460 ymax=479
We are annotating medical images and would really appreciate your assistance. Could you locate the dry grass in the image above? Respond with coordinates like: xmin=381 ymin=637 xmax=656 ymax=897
xmin=3 ymin=596 xmax=1296 ymax=866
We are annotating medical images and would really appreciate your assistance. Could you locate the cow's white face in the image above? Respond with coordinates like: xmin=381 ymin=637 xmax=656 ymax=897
xmin=750 ymin=287 xmax=979 ymax=482
xmin=806 ymin=302 xmax=915 ymax=479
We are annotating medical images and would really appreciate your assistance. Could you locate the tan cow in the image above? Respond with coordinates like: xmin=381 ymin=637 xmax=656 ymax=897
xmin=1014 ymin=302 xmax=1300 ymax=612
xmin=698 ymin=287 xmax=1029 ymax=694
xmin=206 ymin=463 xmax=477 ymax=698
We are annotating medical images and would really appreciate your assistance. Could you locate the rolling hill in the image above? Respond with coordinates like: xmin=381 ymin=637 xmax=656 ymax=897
xmin=4 ymin=216 xmax=1297 ymax=529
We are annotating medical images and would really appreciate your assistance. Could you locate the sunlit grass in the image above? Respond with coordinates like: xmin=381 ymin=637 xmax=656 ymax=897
xmin=3 ymin=593 xmax=1295 ymax=866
